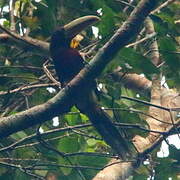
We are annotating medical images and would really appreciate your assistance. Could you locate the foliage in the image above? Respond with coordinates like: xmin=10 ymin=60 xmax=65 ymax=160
xmin=0 ymin=0 xmax=179 ymax=179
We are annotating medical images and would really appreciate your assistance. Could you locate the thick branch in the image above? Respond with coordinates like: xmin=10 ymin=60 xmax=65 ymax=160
xmin=144 ymin=17 xmax=161 ymax=66
xmin=0 ymin=0 xmax=157 ymax=141
xmin=0 ymin=32 xmax=49 ymax=56
xmin=86 ymin=0 xmax=156 ymax=79
xmin=110 ymin=68 xmax=152 ymax=96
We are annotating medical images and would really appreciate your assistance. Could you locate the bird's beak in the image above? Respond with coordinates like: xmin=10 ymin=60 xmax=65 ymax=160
xmin=64 ymin=16 xmax=100 ymax=40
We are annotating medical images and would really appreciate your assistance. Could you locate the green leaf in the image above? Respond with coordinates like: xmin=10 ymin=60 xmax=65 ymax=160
xmin=159 ymin=37 xmax=180 ymax=72
xmin=78 ymin=155 xmax=108 ymax=167
xmin=58 ymin=136 xmax=80 ymax=153
xmin=98 ymin=4 xmax=116 ymax=37
xmin=0 ymin=0 xmax=7 ymax=7
xmin=15 ymin=148 xmax=37 ymax=159
xmin=154 ymin=158 xmax=179 ymax=179
xmin=35 ymin=170 xmax=48 ymax=177
xmin=133 ymin=174 xmax=149 ymax=180
xmin=87 ymin=139 xmax=97 ymax=147
xmin=58 ymin=156 xmax=73 ymax=176
xmin=0 ymin=167 xmax=7 ymax=176
xmin=30 ymin=88 xmax=51 ymax=105
xmin=10 ymin=131 xmax=27 ymax=140
xmin=22 ymin=16 xmax=40 ymax=30
xmin=14 ymin=170 xmax=31 ymax=180
xmin=106 ymin=84 xmax=121 ymax=100
xmin=80 ymin=113 xmax=89 ymax=123
xmin=119 ymin=48 xmax=159 ymax=75
xmin=64 ymin=113 xmax=82 ymax=126
xmin=169 ymin=145 xmax=180 ymax=161
xmin=134 ymin=165 xmax=149 ymax=178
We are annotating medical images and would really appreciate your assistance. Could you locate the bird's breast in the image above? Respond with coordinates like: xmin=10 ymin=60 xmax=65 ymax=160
xmin=52 ymin=48 xmax=85 ymax=85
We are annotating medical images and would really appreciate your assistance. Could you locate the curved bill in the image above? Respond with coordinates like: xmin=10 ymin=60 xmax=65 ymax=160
xmin=64 ymin=15 xmax=100 ymax=39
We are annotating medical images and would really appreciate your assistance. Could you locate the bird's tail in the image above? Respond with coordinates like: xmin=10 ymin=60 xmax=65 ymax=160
xmin=76 ymin=90 xmax=131 ymax=160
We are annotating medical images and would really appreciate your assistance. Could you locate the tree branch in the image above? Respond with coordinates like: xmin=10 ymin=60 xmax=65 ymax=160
xmin=0 ymin=0 xmax=157 ymax=141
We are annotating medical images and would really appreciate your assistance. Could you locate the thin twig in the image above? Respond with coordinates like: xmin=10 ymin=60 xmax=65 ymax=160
xmin=0 ymin=123 xmax=92 ymax=153
xmin=9 ymin=0 xmax=16 ymax=32
xmin=0 ymin=83 xmax=58 ymax=96
xmin=43 ymin=59 xmax=60 ymax=85
xmin=0 ymin=74 xmax=40 ymax=81
xmin=0 ymin=65 xmax=42 ymax=70
xmin=126 ymin=32 xmax=156 ymax=48
xmin=116 ymin=0 xmax=135 ymax=8
xmin=104 ymin=107 xmax=172 ymax=125
xmin=36 ymin=126 xmax=86 ymax=180
xmin=151 ymin=0 xmax=176 ymax=14
xmin=121 ymin=95 xmax=180 ymax=112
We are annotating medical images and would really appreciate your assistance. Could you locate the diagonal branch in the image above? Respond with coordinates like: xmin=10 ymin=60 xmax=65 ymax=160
xmin=0 ymin=0 xmax=157 ymax=146
xmin=0 ymin=28 xmax=49 ymax=55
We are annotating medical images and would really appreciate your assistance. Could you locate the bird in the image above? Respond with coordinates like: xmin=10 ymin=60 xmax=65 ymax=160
xmin=50 ymin=27 xmax=85 ymax=86
xmin=49 ymin=16 xmax=130 ymax=160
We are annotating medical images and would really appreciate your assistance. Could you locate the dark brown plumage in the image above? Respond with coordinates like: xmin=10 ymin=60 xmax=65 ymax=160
xmin=50 ymin=27 xmax=85 ymax=86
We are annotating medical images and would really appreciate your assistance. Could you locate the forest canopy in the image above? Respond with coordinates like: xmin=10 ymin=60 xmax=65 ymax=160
xmin=0 ymin=0 xmax=179 ymax=179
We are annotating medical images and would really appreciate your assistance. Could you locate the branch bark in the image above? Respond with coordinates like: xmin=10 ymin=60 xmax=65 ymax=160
xmin=110 ymin=68 xmax=152 ymax=96
xmin=0 ymin=32 xmax=49 ymax=56
xmin=0 ymin=0 xmax=157 ymax=138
